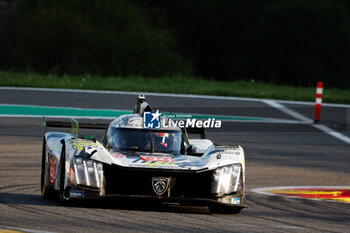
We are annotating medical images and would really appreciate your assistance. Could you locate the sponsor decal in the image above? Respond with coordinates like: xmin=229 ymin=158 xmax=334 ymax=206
xmin=130 ymin=163 xmax=185 ymax=169
xmin=152 ymin=177 xmax=170 ymax=195
xmin=214 ymin=149 xmax=240 ymax=157
xmin=252 ymin=186 xmax=350 ymax=204
xmin=232 ymin=198 xmax=241 ymax=205
xmin=131 ymin=156 xmax=176 ymax=167
xmin=49 ymin=157 xmax=57 ymax=185
xmin=223 ymin=150 xmax=241 ymax=156
xmin=141 ymin=156 xmax=174 ymax=163
xmin=71 ymin=139 xmax=99 ymax=151
xmin=70 ymin=190 xmax=84 ymax=198
xmin=130 ymin=156 xmax=192 ymax=169
xmin=143 ymin=110 xmax=161 ymax=129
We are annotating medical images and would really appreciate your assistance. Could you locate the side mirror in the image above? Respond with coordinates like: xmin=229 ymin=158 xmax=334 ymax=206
xmin=106 ymin=143 xmax=113 ymax=150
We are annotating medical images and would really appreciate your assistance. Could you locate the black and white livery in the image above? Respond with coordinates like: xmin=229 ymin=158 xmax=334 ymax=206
xmin=41 ymin=95 xmax=246 ymax=213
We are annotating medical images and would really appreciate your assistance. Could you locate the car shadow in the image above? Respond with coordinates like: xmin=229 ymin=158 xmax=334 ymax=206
xmin=72 ymin=198 xmax=211 ymax=215
xmin=0 ymin=192 xmax=211 ymax=215
xmin=0 ymin=192 xmax=59 ymax=207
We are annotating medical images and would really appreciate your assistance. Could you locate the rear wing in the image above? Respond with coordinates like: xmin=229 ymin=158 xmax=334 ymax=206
xmin=43 ymin=117 xmax=108 ymax=137
xmin=181 ymin=127 xmax=206 ymax=146
xmin=182 ymin=127 xmax=206 ymax=139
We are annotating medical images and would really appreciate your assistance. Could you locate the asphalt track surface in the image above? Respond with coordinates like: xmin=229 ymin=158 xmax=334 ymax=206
xmin=0 ymin=88 xmax=350 ymax=233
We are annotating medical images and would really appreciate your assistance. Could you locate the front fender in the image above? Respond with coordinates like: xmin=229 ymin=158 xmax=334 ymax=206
xmin=202 ymin=145 xmax=245 ymax=170
xmin=44 ymin=132 xmax=74 ymax=191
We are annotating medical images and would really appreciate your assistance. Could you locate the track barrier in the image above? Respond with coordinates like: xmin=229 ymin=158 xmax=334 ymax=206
xmin=314 ymin=82 xmax=323 ymax=122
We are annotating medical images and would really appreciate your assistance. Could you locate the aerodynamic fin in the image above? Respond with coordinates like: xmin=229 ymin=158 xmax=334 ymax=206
xmin=182 ymin=127 xmax=206 ymax=139
xmin=71 ymin=118 xmax=79 ymax=137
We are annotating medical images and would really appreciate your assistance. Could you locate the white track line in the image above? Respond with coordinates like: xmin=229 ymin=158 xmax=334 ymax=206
xmin=313 ymin=124 xmax=350 ymax=145
xmin=264 ymin=100 xmax=350 ymax=145
xmin=263 ymin=100 xmax=313 ymax=123
xmin=0 ymin=86 xmax=349 ymax=108
xmin=0 ymin=225 xmax=54 ymax=233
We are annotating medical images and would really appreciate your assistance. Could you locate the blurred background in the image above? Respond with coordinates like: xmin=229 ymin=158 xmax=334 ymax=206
xmin=0 ymin=0 xmax=349 ymax=88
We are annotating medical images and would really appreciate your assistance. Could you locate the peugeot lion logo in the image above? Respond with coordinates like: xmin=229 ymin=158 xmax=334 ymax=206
xmin=152 ymin=177 xmax=170 ymax=196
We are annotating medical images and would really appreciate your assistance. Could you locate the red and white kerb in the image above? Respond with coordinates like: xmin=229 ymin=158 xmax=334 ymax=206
xmin=314 ymin=82 xmax=323 ymax=122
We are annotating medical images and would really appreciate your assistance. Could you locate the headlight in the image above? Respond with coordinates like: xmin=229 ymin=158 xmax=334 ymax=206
xmin=71 ymin=157 xmax=104 ymax=189
xmin=211 ymin=164 xmax=241 ymax=195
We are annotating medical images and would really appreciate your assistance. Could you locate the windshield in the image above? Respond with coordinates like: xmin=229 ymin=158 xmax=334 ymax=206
xmin=109 ymin=128 xmax=182 ymax=154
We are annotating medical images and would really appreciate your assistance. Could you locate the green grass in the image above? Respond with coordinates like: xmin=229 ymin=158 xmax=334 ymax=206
xmin=1 ymin=71 xmax=349 ymax=104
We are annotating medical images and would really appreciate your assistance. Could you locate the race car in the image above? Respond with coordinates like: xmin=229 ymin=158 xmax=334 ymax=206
xmin=41 ymin=95 xmax=246 ymax=213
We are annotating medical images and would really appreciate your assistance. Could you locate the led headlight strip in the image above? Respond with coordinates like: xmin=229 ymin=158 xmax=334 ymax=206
xmin=72 ymin=157 xmax=103 ymax=188
xmin=211 ymin=164 xmax=241 ymax=195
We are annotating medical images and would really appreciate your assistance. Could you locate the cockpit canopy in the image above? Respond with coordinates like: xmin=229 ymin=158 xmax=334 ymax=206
xmin=106 ymin=128 xmax=182 ymax=154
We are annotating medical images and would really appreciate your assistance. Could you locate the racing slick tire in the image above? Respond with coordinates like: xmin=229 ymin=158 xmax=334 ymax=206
xmin=41 ymin=137 xmax=55 ymax=199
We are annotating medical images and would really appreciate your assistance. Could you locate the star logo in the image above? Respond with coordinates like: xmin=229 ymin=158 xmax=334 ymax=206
xmin=143 ymin=110 xmax=162 ymax=129
xmin=151 ymin=109 xmax=161 ymax=122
